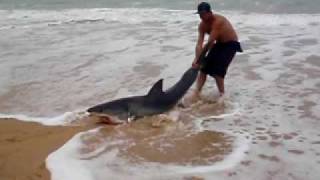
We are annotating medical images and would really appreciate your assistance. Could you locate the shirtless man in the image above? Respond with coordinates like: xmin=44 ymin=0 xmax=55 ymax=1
xmin=192 ymin=2 xmax=242 ymax=100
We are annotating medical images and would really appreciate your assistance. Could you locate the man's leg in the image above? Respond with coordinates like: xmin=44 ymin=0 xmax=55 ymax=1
xmin=214 ymin=75 xmax=225 ymax=96
xmin=193 ymin=72 xmax=207 ymax=98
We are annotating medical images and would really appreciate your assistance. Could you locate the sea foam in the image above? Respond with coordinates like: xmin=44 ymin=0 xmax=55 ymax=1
xmin=0 ymin=111 xmax=88 ymax=125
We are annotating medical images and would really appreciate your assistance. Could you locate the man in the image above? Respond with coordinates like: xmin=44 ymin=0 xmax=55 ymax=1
xmin=192 ymin=2 xmax=242 ymax=100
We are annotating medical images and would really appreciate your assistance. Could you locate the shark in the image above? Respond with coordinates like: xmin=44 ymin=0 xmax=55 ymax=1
xmin=87 ymin=67 xmax=199 ymax=124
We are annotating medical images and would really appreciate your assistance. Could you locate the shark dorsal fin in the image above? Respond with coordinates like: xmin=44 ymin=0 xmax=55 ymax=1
xmin=147 ymin=79 xmax=164 ymax=97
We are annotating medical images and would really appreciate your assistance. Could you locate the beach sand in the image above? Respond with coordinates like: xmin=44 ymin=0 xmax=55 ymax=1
xmin=0 ymin=118 xmax=91 ymax=180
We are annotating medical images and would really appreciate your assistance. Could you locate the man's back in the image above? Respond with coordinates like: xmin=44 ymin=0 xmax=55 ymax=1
xmin=200 ymin=13 xmax=238 ymax=43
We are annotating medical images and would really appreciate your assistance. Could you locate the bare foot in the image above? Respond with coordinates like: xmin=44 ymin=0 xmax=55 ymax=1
xmin=179 ymin=91 xmax=201 ymax=108
xmin=217 ymin=94 xmax=225 ymax=104
xmin=151 ymin=119 xmax=164 ymax=128
xmin=190 ymin=91 xmax=201 ymax=102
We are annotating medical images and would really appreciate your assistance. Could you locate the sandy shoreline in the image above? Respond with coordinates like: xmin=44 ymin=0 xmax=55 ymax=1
xmin=0 ymin=118 xmax=92 ymax=180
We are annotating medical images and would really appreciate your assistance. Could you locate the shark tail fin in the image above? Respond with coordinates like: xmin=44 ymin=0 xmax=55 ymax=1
xmin=147 ymin=79 xmax=164 ymax=97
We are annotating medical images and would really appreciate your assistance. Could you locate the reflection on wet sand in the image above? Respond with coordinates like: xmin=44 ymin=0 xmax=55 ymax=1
xmin=78 ymin=112 xmax=234 ymax=167
xmin=122 ymin=127 xmax=232 ymax=166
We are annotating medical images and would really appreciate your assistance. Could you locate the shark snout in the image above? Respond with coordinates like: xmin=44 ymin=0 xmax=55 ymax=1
xmin=87 ymin=106 xmax=102 ymax=113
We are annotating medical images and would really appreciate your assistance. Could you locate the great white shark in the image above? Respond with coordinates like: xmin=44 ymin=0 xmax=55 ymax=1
xmin=87 ymin=67 xmax=199 ymax=123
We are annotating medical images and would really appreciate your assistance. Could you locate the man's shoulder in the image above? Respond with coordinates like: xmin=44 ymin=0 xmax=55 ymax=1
xmin=214 ymin=14 xmax=227 ymax=23
xmin=214 ymin=13 xmax=226 ymax=19
xmin=214 ymin=14 xmax=229 ymax=27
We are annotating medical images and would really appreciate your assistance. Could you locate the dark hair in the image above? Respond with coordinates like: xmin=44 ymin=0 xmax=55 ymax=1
xmin=196 ymin=2 xmax=211 ymax=14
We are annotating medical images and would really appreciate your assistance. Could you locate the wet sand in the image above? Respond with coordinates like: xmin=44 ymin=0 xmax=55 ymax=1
xmin=0 ymin=118 xmax=91 ymax=180
xmin=0 ymin=108 xmax=238 ymax=180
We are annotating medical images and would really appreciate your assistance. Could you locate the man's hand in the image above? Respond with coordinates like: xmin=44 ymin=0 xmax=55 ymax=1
xmin=192 ymin=60 xmax=200 ymax=69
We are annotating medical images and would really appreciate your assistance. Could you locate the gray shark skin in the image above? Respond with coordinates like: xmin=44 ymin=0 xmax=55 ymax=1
xmin=87 ymin=67 xmax=199 ymax=122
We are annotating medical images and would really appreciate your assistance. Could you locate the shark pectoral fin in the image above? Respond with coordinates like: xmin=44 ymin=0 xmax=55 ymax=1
xmin=127 ymin=116 xmax=136 ymax=123
xmin=127 ymin=111 xmax=136 ymax=123
xmin=147 ymin=79 xmax=164 ymax=97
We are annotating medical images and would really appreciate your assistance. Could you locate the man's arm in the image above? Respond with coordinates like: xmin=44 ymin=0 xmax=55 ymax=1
xmin=206 ymin=28 xmax=218 ymax=50
xmin=192 ymin=24 xmax=205 ymax=67
xmin=192 ymin=24 xmax=219 ymax=68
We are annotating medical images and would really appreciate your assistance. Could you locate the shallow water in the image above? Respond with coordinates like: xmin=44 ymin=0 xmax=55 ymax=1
xmin=0 ymin=8 xmax=320 ymax=180
xmin=1 ymin=0 xmax=320 ymax=13
xmin=47 ymin=103 xmax=250 ymax=180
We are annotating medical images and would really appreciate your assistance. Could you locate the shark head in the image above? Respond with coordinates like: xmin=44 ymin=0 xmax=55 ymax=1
xmin=87 ymin=98 xmax=130 ymax=119
xmin=87 ymin=104 xmax=104 ymax=113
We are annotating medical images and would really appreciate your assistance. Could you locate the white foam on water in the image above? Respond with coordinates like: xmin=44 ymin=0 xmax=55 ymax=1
xmin=46 ymin=129 xmax=250 ymax=180
xmin=172 ymin=132 xmax=250 ymax=174
xmin=0 ymin=110 xmax=89 ymax=126
xmin=46 ymin=128 xmax=102 ymax=180
xmin=186 ymin=112 xmax=251 ymax=175
xmin=46 ymin=103 xmax=250 ymax=180
xmin=1 ymin=8 xmax=320 ymax=29
xmin=193 ymin=105 xmax=241 ymax=122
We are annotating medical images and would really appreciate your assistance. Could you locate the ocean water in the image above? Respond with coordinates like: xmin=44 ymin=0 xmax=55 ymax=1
xmin=0 ymin=0 xmax=320 ymax=13
xmin=1 ymin=1 xmax=320 ymax=180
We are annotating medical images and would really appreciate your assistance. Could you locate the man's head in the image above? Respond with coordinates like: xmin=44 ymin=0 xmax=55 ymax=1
xmin=196 ymin=2 xmax=213 ymax=22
